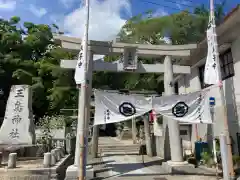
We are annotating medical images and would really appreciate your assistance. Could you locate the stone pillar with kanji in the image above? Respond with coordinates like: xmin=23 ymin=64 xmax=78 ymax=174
xmin=0 ymin=85 xmax=35 ymax=145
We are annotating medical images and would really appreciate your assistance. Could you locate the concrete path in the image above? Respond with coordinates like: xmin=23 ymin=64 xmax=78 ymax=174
xmin=97 ymin=137 xmax=220 ymax=180
xmin=102 ymin=152 xmax=163 ymax=178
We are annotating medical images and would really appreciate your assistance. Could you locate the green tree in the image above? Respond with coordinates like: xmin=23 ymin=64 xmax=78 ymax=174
xmin=119 ymin=3 xmax=225 ymax=45
xmin=106 ymin=3 xmax=226 ymax=92
xmin=0 ymin=16 xmax=76 ymax=121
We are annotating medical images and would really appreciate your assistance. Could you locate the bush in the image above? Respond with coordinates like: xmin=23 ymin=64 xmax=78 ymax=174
xmin=37 ymin=115 xmax=73 ymax=129
xmin=36 ymin=115 xmax=72 ymax=152
xmin=232 ymin=155 xmax=240 ymax=167
xmin=201 ymin=151 xmax=214 ymax=167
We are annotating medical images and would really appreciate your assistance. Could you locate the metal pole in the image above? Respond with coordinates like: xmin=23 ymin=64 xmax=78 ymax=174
xmin=74 ymin=0 xmax=90 ymax=179
xmin=210 ymin=0 xmax=235 ymax=178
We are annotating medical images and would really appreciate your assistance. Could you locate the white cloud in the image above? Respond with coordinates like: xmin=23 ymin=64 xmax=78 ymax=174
xmin=176 ymin=0 xmax=191 ymax=10
xmin=152 ymin=8 xmax=169 ymax=17
xmin=50 ymin=14 xmax=64 ymax=24
xmin=0 ymin=0 xmax=16 ymax=11
xmin=176 ymin=3 xmax=182 ymax=9
xmin=60 ymin=0 xmax=76 ymax=9
xmin=63 ymin=0 xmax=131 ymax=41
xmin=29 ymin=4 xmax=47 ymax=18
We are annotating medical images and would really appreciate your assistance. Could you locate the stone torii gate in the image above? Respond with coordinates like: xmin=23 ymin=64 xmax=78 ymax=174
xmin=54 ymin=34 xmax=197 ymax=166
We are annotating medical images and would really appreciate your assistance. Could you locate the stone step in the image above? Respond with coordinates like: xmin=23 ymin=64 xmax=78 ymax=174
xmin=99 ymin=144 xmax=140 ymax=147
xmin=161 ymin=162 xmax=218 ymax=175
xmin=100 ymin=149 xmax=139 ymax=153
xmin=100 ymin=149 xmax=139 ymax=152
xmin=93 ymin=169 xmax=111 ymax=180
xmin=93 ymin=164 xmax=114 ymax=180
xmin=99 ymin=145 xmax=140 ymax=149
xmin=98 ymin=143 xmax=138 ymax=146
xmin=87 ymin=160 xmax=112 ymax=166
xmin=98 ymin=137 xmax=135 ymax=145
xmin=100 ymin=146 xmax=139 ymax=150
xmin=99 ymin=147 xmax=140 ymax=151
xmin=94 ymin=166 xmax=114 ymax=174
xmin=100 ymin=151 xmax=139 ymax=155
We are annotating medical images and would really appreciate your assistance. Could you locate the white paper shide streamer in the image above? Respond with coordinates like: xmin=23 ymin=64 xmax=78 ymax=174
xmin=74 ymin=33 xmax=87 ymax=85
xmin=204 ymin=18 xmax=220 ymax=85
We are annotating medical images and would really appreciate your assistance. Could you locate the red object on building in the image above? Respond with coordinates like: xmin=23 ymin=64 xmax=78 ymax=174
xmin=149 ymin=110 xmax=156 ymax=123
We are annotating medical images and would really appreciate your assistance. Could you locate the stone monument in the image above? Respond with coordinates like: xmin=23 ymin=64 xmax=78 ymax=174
xmin=0 ymin=85 xmax=35 ymax=145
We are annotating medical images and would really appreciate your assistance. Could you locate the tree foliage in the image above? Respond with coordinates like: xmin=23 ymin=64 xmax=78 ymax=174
xmin=94 ymin=3 xmax=225 ymax=92
xmin=0 ymin=16 xmax=76 ymax=121
xmin=119 ymin=2 xmax=225 ymax=45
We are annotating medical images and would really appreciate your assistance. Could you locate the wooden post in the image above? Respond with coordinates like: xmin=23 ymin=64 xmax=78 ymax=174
xmin=144 ymin=114 xmax=153 ymax=157
xmin=194 ymin=69 xmax=202 ymax=142
xmin=91 ymin=125 xmax=99 ymax=158
xmin=85 ymin=50 xmax=93 ymax=157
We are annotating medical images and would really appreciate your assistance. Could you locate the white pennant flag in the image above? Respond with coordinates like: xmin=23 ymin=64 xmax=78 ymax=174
xmin=74 ymin=32 xmax=87 ymax=85
xmin=204 ymin=18 xmax=220 ymax=85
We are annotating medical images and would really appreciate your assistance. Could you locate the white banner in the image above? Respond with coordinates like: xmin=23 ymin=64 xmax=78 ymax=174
xmin=74 ymin=33 xmax=87 ymax=85
xmin=204 ymin=19 xmax=220 ymax=85
xmin=94 ymin=89 xmax=212 ymax=125
xmin=153 ymin=90 xmax=212 ymax=124
xmin=94 ymin=90 xmax=151 ymax=125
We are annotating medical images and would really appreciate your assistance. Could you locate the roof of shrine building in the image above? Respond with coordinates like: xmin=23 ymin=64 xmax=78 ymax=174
xmin=53 ymin=5 xmax=240 ymax=66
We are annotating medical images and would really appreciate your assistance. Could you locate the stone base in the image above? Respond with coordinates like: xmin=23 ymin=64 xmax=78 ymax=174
xmin=0 ymin=154 xmax=73 ymax=180
xmin=166 ymin=160 xmax=189 ymax=166
xmin=0 ymin=144 xmax=41 ymax=160
xmin=162 ymin=161 xmax=195 ymax=174
xmin=65 ymin=164 xmax=94 ymax=180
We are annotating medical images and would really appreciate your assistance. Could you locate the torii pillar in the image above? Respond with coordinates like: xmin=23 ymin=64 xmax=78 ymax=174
xmin=164 ymin=55 xmax=183 ymax=163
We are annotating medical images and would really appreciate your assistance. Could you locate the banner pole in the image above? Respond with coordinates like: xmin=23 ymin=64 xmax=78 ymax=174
xmin=195 ymin=124 xmax=199 ymax=140
xmin=210 ymin=0 xmax=235 ymax=178
xmin=75 ymin=0 xmax=90 ymax=179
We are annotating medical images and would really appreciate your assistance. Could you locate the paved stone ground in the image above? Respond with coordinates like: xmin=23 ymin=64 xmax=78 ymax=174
xmin=106 ymin=175 xmax=221 ymax=180
xmin=95 ymin=137 xmax=221 ymax=180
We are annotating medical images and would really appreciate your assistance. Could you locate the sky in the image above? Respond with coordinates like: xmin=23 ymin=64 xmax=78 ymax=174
xmin=0 ymin=0 xmax=239 ymax=41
